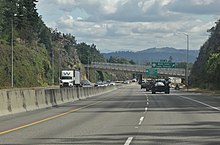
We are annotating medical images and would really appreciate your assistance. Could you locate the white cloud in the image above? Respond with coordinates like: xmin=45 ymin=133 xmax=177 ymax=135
xmin=168 ymin=0 xmax=220 ymax=15
xmin=37 ymin=0 xmax=219 ymax=52
xmin=192 ymin=0 xmax=215 ymax=5
xmin=58 ymin=15 xmax=74 ymax=28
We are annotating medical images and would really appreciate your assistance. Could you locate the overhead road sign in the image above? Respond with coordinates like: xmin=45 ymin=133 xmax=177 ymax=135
xmin=152 ymin=62 xmax=175 ymax=68
xmin=146 ymin=68 xmax=158 ymax=77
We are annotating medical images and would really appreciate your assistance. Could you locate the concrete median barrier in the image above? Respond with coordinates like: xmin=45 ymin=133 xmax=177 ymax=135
xmin=0 ymin=85 xmax=117 ymax=117
xmin=23 ymin=89 xmax=37 ymax=111
xmin=45 ymin=89 xmax=54 ymax=107
xmin=35 ymin=89 xmax=47 ymax=109
xmin=0 ymin=90 xmax=9 ymax=116
xmin=8 ymin=90 xmax=26 ymax=113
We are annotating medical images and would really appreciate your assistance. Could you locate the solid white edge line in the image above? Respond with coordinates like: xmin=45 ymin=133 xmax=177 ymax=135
xmin=179 ymin=95 xmax=220 ymax=111
xmin=124 ymin=137 xmax=133 ymax=145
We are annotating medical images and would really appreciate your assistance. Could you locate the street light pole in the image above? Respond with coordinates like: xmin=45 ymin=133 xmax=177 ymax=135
xmin=87 ymin=54 xmax=90 ymax=81
xmin=11 ymin=14 xmax=23 ymax=88
xmin=11 ymin=17 xmax=14 ymax=88
xmin=58 ymin=49 xmax=62 ymax=85
xmin=176 ymin=32 xmax=189 ymax=91
xmin=186 ymin=34 xmax=189 ymax=91
xmin=52 ymin=48 xmax=54 ymax=85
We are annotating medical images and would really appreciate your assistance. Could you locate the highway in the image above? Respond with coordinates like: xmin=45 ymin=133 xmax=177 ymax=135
xmin=0 ymin=84 xmax=220 ymax=145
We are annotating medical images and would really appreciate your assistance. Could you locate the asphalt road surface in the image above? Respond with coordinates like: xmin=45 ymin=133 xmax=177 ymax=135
xmin=0 ymin=84 xmax=220 ymax=145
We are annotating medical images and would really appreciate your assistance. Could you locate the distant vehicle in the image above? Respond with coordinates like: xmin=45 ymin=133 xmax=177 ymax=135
xmin=115 ymin=80 xmax=123 ymax=83
xmin=81 ymin=80 xmax=92 ymax=87
xmin=145 ymin=80 xmax=154 ymax=91
xmin=151 ymin=79 xmax=170 ymax=94
xmin=174 ymin=84 xmax=181 ymax=90
xmin=103 ymin=81 xmax=109 ymax=86
xmin=132 ymin=78 xmax=137 ymax=82
xmin=60 ymin=69 xmax=80 ymax=87
xmin=106 ymin=80 xmax=115 ymax=86
xmin=141 ymin=80 xmax=146 ymax=89
xmin=94 ymin=81 xmax=105 ymax=87
xmin=123 ymin=80 xmax=130 ymax=84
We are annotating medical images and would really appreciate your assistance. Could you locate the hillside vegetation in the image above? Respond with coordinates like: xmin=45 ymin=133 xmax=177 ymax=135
xmin=190 ymin=19 xmax=220 ymax=89
xmin=0 ymin=0 xmax=136 ymax=88
xmin=0 ymin=0 xmax=105 ymax=88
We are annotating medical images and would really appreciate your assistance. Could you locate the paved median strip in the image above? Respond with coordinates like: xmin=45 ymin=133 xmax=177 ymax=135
xmin=0 ymin=101 xmax=102 ymax=135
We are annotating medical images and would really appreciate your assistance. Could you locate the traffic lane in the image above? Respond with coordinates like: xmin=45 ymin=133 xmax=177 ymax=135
xmin=0 ymin=88 xmax=122 ymax=134
xmin=132 ymin=91 xmax=220 ymax=145
xmin=0 ymin=84 xmax=137 ymax=133
xmin=0 ymin=84 xmax=149 ymax=145
xmin=178 ymin=90 xmax=220 ymax=111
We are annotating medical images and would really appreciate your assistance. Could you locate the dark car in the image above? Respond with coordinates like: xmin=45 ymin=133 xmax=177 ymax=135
xmin=94 ymin=81 xmax=105 ymax=87
xmin=145 ymin=80 xmax=154 ymax=91
xmin=141 ymin=80 xmax=146 ymax=89
xmin=81 ymin=80 xmax=92 ymax=87
xmin=151 ymin=79 xmax=170 ymax=94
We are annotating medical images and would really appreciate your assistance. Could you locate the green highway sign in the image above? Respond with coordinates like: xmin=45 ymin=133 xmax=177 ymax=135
xmin=146 ymin=68 xmax=158 ymax=77
xmin=152 ymin=62 xmax=176 ymax=68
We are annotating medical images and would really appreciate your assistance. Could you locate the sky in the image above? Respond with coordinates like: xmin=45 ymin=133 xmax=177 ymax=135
xmin=36 ymin=0 xmax=220 ymax=53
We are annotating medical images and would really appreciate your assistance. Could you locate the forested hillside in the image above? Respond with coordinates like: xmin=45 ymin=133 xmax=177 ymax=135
xmin=190 ymin=19 xmax=220 ymax=89
xmin=103 ymin=47 xmax=199 ymax=64
xmin=0 ymin=0 xmax=137 ymax=88
xmin=0 ymin=0 xmax=105 ymax=88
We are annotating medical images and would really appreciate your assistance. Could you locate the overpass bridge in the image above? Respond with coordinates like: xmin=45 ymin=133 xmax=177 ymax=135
xmin=85 ymin=62 xmax=188 ymax=78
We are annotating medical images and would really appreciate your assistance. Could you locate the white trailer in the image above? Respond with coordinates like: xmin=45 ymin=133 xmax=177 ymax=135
xmin=74 ymin=70 xmax=81 ymax=86
xmin=60 ymin=69 xmax=81 ymax=87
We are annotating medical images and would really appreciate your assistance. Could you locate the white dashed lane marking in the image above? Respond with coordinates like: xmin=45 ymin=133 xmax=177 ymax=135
xmin=124 ymin=137 xmax=133 ymax=145
xmin=138 ymin=116 xmax=144 ymax=125
xmin=145 ymin=107 xmax=148 ymax=112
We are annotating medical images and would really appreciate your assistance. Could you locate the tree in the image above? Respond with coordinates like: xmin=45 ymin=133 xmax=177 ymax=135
xmin=129 ymin=59 xmax=136 ymax=65
xmin=169 ymin=56 xmax=173 ymax=62
xmin=38 ymin=25 xmax=52 ymax=49
xmin=76 ymin=42 xmax=105 ymax=64
xmin=190 ymin=19 xmax=220 ymax=89
xmin=0 ymin=0 xmax=5 ymax=35
xmin=108 ymin=56 xmax=135 ymax=64
xmin=206 ymin=53 xmax=220 ymax=87
xmin=0 ymin=0 xmax=40 ymax=44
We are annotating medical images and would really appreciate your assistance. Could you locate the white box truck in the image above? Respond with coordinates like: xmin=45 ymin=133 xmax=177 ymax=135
xmin=60 ymin=69 xmax=81 ymax=87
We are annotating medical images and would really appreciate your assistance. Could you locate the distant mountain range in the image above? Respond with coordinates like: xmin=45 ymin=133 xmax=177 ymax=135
xmin=102 ymin=47 xmax=199 ymax=64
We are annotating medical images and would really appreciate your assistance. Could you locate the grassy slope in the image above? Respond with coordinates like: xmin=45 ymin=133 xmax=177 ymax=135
xmin=0 ymin=43 xmax=52 ymax=88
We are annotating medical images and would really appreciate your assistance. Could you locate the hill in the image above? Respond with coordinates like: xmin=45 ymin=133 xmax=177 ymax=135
xmin=190 ymin=19 xmax=220 ymax=89
xmin=103 ymin=47 xmax=199 ymax=64
xmin=0 ymin=0 xmax=106 ymax=88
